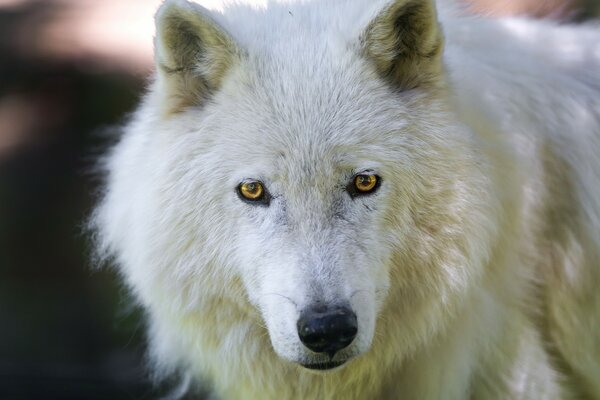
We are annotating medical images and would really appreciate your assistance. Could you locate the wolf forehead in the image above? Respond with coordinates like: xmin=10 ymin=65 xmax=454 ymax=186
xmin=202 ymin=39 xmax=410 ymax=153
xmin=211 ymin=0 xmax=381 ymax=65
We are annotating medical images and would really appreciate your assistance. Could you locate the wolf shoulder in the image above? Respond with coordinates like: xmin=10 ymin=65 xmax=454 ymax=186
xmin=443 ymin=13 xmax=600 ymax=235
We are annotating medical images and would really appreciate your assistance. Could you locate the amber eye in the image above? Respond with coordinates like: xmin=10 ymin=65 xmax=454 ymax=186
xmin=352 ymin=174 xmax=380 ymax=195
xmin=238 ymin=180 xmax=266 ymax=202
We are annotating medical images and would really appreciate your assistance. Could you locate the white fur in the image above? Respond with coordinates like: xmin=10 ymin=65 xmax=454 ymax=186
xmin=92 ymin=0 xmax=600 ymax=398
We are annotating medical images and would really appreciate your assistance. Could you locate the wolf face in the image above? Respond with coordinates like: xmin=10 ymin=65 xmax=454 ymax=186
xmin=94 ymin=0 xmax=502 ymax=377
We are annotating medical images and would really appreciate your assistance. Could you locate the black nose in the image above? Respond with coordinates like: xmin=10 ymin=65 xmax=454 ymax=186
xmin=297 ymin=304 xmax=358 ymax=357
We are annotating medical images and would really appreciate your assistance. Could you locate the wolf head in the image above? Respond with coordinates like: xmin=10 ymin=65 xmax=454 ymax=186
xmin=93 ymin=0 xmax=503 ymax=377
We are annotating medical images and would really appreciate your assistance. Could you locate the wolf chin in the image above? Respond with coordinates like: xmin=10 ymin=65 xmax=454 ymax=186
xmin=91 ymin=0 xmax=600 ymax=398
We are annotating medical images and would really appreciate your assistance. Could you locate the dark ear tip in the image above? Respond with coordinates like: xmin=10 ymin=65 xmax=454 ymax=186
xmin=155 ymin=0 xmax=209 ymax=27
xmin=155 ymin=0 xmax=184 ymax=20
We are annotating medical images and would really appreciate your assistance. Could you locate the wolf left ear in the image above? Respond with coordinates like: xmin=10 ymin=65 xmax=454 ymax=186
xmin=154 ymin=0 xmax=240 ymax=115
xmin=362 ymin=0 xmax=444 ymax=90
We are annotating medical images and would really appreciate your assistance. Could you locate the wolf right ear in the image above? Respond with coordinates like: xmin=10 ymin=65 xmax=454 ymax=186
xmin=361 ymin=0 xmax=444 ymax=90
xmin=154 ymin=0 xmax=240 ymax=115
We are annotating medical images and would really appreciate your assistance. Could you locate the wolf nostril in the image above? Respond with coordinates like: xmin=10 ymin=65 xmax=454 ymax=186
xmin=297 ymin=305 xmax=358 ymax=357
xmin=312 ymin=303 xmax=328 ymax=313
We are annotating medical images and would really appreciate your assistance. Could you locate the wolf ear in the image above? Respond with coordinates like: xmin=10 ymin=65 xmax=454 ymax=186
xmin=362 ymin=0 xmax=444 ymax=90
xmin=154 ymin=0 xmax=240 ymax=115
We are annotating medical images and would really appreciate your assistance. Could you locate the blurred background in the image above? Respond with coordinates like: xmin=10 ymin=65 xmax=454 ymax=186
xmin=0 ymin=0 xmax=598 ymax=399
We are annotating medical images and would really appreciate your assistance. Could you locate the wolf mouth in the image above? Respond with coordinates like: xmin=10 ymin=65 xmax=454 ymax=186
xmin=301 ymin=360 xmax=346 ymax=371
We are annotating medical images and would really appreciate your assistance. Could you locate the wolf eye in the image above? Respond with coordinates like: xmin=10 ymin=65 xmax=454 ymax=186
xmin=355 ymin=174 xmax=378 ymax=192
xmin=350 ymin=173 xmax=380 ymax=196
xmin=238 ymin=180 xmax=267 ymax=203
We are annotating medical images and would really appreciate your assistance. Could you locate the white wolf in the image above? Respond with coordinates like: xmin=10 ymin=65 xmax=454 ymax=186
xmin=91 ymin=0 xmax=600 ymax=398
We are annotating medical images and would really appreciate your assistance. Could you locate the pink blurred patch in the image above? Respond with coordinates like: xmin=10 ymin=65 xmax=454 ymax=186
xmin=2 ymin=0 xmax=267 ymax=74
